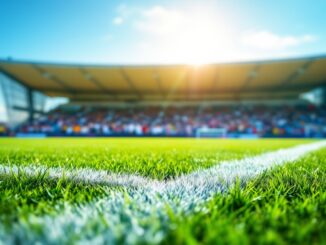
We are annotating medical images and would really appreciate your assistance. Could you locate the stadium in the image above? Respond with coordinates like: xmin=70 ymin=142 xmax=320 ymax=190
xmin=0 ymin=1 xmax=326 ymax=244
xmin=1 ymin=56 xmax=326 ymax=138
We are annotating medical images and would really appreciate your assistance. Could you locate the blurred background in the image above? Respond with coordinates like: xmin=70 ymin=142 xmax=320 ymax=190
xmin=0 ymin=0 xmax=325 ymax=138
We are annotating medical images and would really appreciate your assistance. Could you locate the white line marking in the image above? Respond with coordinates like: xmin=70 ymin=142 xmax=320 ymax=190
xmin=0 ymin=164 xmax=161 ymax=189
xmin=1 ymin=141 xmax=325 ymax=192
xmin=1 ymin=141 xmax=325 ymax=244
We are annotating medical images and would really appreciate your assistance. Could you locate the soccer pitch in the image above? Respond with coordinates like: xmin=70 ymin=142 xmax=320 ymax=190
xmin=0 ymin=138 xmax=325 ymax=244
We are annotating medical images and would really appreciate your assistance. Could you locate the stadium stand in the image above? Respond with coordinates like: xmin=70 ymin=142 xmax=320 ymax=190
xmin=13 ymin=104 xmax=326 ymax=138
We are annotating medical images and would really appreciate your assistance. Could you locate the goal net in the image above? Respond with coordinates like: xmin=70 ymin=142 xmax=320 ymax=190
xmin=196 ymin=127 xmax=227 ymax=138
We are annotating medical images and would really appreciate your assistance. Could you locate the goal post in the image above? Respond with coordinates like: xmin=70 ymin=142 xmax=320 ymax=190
xmin=196 ymin=127 xmax=227 ymax=138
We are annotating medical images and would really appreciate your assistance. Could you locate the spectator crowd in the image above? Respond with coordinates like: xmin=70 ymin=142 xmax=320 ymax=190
xmin=8 ymin=104 xmax=326 ymax=138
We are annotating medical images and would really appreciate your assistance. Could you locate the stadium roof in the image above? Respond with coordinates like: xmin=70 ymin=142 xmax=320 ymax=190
xmin=0 ymin=55 xmax=326 ymax=102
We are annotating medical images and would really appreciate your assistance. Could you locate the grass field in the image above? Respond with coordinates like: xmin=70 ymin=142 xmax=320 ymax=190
xmin=0 ymin=138 xmax=325 ymax=244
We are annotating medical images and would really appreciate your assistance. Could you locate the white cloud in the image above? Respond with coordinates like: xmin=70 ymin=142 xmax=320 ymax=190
xmin=135 ymin=6 xmax=186 ymax=35
xmin=242 ymin=31 xmax=317 ymax=50
xmin=132 ymin=5 xmax=236 ymax=64
xmin=112 ymin=4 xmax=132 ymax=25
xmin=111 ymin=4 xmax=135 ymax=25
xmin=112 ymin=17 xmax=124 ymax=25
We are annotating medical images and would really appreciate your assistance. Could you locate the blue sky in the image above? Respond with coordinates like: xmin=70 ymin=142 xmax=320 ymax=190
xmin=0 ymin=0 xmax=326 ymax=122
xmin=0 ymin=0 xmax=326 ymax=64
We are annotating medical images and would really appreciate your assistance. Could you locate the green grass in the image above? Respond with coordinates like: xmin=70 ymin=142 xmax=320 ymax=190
xmin=164 ymin=149 xmax=326 ymax=245
xmin=0 ymin=138 xmax=324 ymax=244
xmin=0 ymin=138 xmax=312 ymax=179
xmin=0 ymin=173 xmax=110 ymax=227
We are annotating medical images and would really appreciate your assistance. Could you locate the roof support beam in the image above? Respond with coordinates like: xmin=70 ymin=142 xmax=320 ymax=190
xmin=240 ymin=65 xmax=260 ymax=91
xmin=40 ymin=82 xmax=321 ymax=96
xmin=119 ymin=68 xmax=142 ymax=100
xmin=233 ymin=65 xmax=260 ymax=101
xmin=68 ymin=92 xmax=302 ymax=102
xmin=31 ymin=65 xmax=75 ymax=94
xmin=186 ymin=67 xmax=194 ymax=100
xmin=165 ymin=67 xmax=190 ymax=100
xmin=211 ymin=67 xmax=220 ymax=91
xmin=79 ymin=68 xmax=117 ymax=99
xmin=280 ymin=59 xmax=315 ymax=87
xmin=152 ymin=68 xmax=164 ymax=99
xmin=27 ymin=88 xmax=34 ymax=123
xmin=0 ymin=66 xmax=35 ymax=90
xmin=12 ymin=105 xmax=43 ymax=115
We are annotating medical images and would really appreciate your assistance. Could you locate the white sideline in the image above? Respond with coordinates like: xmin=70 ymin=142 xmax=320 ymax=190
xmin=0 ymin=141 xmax=325 ymax=244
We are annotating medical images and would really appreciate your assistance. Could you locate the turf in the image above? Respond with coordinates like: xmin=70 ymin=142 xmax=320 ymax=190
xmin=0 ymin=173 xmax=110 ymax=227
xmin=164 ymin=149 xmax=326 ymax=245
xmin=0 ymin=138 xmax=324 ymax=244
xmin=0 ymin=138 xmax=312 ymax=179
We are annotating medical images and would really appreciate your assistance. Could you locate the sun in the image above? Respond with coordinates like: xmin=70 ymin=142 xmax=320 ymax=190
xmin=159 ymin=6 xmax=233 ymax=64
xmin=136 ymin=4 xmax=235 ymax=64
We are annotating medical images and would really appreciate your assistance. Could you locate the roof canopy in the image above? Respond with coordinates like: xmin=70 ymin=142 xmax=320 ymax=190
xmin=1 ymin=56 xmax=326 ymax=102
